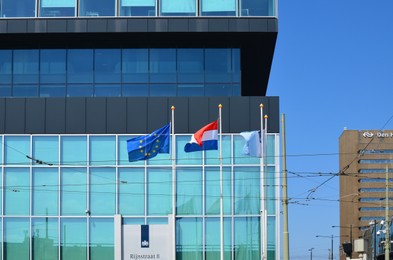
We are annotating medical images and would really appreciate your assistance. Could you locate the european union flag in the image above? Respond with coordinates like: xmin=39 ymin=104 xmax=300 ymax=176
xmin=127 ymin=123 xmax=170 ymax=162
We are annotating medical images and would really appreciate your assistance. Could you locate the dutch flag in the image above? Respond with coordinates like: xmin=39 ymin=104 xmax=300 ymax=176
xmin=184 ymin=120 xmax=218 ymax=153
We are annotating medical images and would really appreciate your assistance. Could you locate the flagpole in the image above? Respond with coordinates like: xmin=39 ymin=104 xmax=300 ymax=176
xmin=259 ymin=104 xmax=265 ymax=260
xmin=218 ymin=104 xmax=224 ymax=260
xmin=263 ymin=114 xmax=268 ymax=260
xmin=171 ymin=106 xmax=176 ymax=259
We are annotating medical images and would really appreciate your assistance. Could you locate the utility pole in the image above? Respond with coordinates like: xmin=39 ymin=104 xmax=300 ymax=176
xmin=385 ymin=165 xmax=390 ymax=260
xmin=281 ymin=113 xmax=290 ymax=260
xmin=308 ymin=248 xmax=314 ymax=260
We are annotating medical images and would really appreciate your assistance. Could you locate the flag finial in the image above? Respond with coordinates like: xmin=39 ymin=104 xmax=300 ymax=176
xmin=264 ymin=115 xmax=268 ymax=119
xmin=260 ymin=104 xmax=264 ymax=108
xmin=218 ymin=104 xmax=222 ymax=108
xmin=171 ymin=106 xmax=175 ymax=110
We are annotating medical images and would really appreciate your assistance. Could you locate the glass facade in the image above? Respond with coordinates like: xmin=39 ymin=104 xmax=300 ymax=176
xmin=0 ymin=48 xmax=240 ymax=98
xmin=0 ymin=0 xmax=276 ymax=18
xmin=0 ymin=133 xmax=280 ymax=259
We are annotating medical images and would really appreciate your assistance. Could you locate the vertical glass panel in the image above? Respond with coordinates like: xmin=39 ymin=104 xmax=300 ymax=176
xmin=67 ymin=50 xmax=94 ymax=83
xmin=176 ymin=217 xmax=202 ymax=260
xmin=178 ymin=49 xmax=204 ymax=83
xmin=121 ymin=49 xmax=149 ymax=83
xmin=40 ymin=84 xmax=66 ymax=97
xmin=232 ymin=48 xmax=241 ymax=83
xmin=40 ymin=49 xmax=66 ymax=84
xmin=149 ymin=84 xmax=176 ymax=96
xmin=267 ymin=216 xmax=276 ymax=259
xmin=40 ymin=0 xmax=76 ymax=17
xmin=13 ymin=84 xmax=39 ymax=97
xmin=234 ymin=167 xmax=260 ymax=214
xmin=177 ymin=84 xmax=204 ymax=96
xmin=240 ymin=0 xmax=271 ymax=16
xmin=118 ymin=136 xmax=144 ymax=166
xmin=1 ymin=0 xmax=36 ymax=17
xmin=205 ymin=218 xmax=231 ymax=260
xmin=266 ymin=135 xmax=275 ymax=164
xmin=61 ymin=168 xmax=87 ymax=215
xmin=177 ymin=168 xmax=202 ymax=215
xmin=149 ymin=49 xmax=176 ymax=83
xmin=205 ymin=84 xmax=233 ymax=96
xmin=234 ymin=217 xmax=260 ymax=260
xmin=233 ymin=135 xmax=260 ymax=165
xmin=201 ymin=0 xmax=236 ymax=16
xmin=205 ymin=167 xmax=231 ymax=215
xmin=32 ymin=218 xmax=59 ymax=260
xmin=205 ymin=49 xmax=232 ymax=83
xmin=79 ymin=0 xmax=115 ymax=16
xmin=120 ymin=0 xmax=155 ymax=16
xmin=147 ymin=218 xmax=168 ymax=224
xmin=0 ymin=168 xmax=2 ymax=213
xmin=4 ymin=136 xmax=30 ymax=165
xmin=33 ymin=136 xmax=59 ymax=166
xmin=0 ymin=218 xmax=2 ymax=260
xmin=4 ymin=218 xmax=30 ymax=260
xmin=89 ymin=136 xmax=116 ymax=166
xmin=95 ymin=49 xmax=121 ymax=83
xmin=205 ymin=135 xmax=231 ymax=165
xmin=122 ymin=218 xmax=145 ymax=225
xmin=0 ymin=50 xmax=12 ymax=84
xmin=94 ymin=84 xmax=121 ymax=97
xmin=118 ymin=168 xmax=145 ymax=215
xmin=33 ymin=168 xmax=58 ymax=216
xmin=266 ymin=166 xmax=275 ymax=214
xmin=61 ymin=136 xmax=87 ymax=166
xmin=61 ymin=218 xmax=87 ymax=260
xmin=90 ymin=168 xmax=116 ymax=216
xmin=147 ymin=168 xmax=171 ymax=215
xmin=0 ymin=85 xmax=12 ymax=96
xmin=4 ymin=168 xmax=30 ymax=215
xmin=90 ymin=218 xmax=114 ymax=260
xmin=176 ymin=135 xmax=202 ymax=165
xmin=13 ymin=50 xmax=39 ymax=84
xmin=122 ymin=84 xmax=149 ymax=96
xmin=161 ymin=0 xmax=196 ymax=16
xmin=67 ymin=84 xmax=94 ymax=97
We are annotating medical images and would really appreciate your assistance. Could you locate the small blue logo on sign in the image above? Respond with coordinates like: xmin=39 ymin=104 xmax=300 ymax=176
xmin=141 ymin=225 xmax=149 ymax=248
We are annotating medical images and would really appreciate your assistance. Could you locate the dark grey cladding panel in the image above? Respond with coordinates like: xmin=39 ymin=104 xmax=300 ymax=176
xmin=5 ymin=98 xmax=25 ymax=134
xmin=67 ymin=19 xmax=88 ymax=32
xmin=188 ymin=97 xmax=209 ymax=131
xmin=86 ymin=98 xmax=107 ymax=133
xmin=8 ymin=20 xmax=27 ymax=33
xmin=88 ymin=19 xmax=108 ymax=32
xmin=28 ymin=20 xmax=47 ymax=33
xmin=228 ymin=19 xmax=249 ymax=32
xmin=0 ymin=20 xmax=6 ymax=33
xmin=188 ymin=19 xmax=208 ymax=32
xmin=268 ymin=19 xmax=278 ymax=32
xmin=0 ymin=98 xmax=5 ymax=132
xmin=25 ymin=98 xmax=46 ymax=134
xmin=147 ymin=97 xmax=170 ymax=131
xmin=107 ymin=19 xmax=127 ymax=32
xmin=249 ymin=19 xmax=268 ymax=32
xmin=148 ymin=19 xmax=168 ymax=32
xmin=126 ymin=97 xmax=148 ymax=133
xmin=168 ymin=97 xmax=189 ymax=133
xmin=128 ymin=19 xmax=148 ymax=32
xmin=66 ymin=98 xmax=86 ymax=133
xmin=208 ymin=19 xmax=229 ymax=32
xmin=46 ymin=98 xmax=66 ymax=133
xmin=168 ymin=19 xmax=189 ymax=32
xmin=209 ymin=97 xmax=230 ymax=131
xmin=107 ymin=98 xmax=127 ymax=134
xmin=228 ymin=97 xmax=251 ymax=133
xmin=47 ymin=19 xmax=67 ymax=33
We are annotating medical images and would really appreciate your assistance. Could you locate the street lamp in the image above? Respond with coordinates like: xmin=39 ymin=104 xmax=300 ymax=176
xmin=308 ymin=248 xmax=314 ymax=260
xmin=316 ymin=235 xmax=348 ymax=260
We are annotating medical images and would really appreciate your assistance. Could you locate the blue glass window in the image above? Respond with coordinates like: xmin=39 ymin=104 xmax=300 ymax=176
xmin=90 ymin=218 xmax=114 ymax=260
xmin=240 ymin=0 xmax=271 ymax=16
xmin=205 ymin=218 xmax=232 ymax=259
xmin=40 ymin=0 xmax=75 ymax=17
xmin=61 ymin=136 xmax=87 ymax=166
xmin=33 ymin=168 xmax=59 ymax=216
xmin=205 ymin=167 xmax=231 ymax=215
xmin=4 ymin=136 xmax=30 ymax=165
xmin=161 ymin=0 xmax=196 ymax=16
xmin=1 ymin=0 xmax=35 ymax=17
xmin=177 ymin=168 xmax=202 ymax=215
xmin=177 ymin=84 xmax=204 ymax=96
xmin=33 ymin=218 xmax=59 ymax=259
xmin=122 ymin=84 xmax=149 ymax=96
xmin=95 ymin=49 xmax=121 ymax=83
xmin=120 ymin=0 xmax=156 ymax=16
xmin=61 ymin=168 xmax=87 ymax=215
xmin=266 ymin=166 xmax=275 ymax=213
xmin=205 ymin=135 xmax=231 ymax=165
xmin=13 ymin=84 xmax=38 ymax=97
xmin=67 ymin=84 xmax=94 ymax=97
xmin=89 ymin=136 xmax=116 ymax=166
xmin=205 ymin=49 xmax=232 ymax=83
xmin=234 ymin=167 xmax=260 ymax=214
xmin=67 ymin=50 xmax=94 ymax=83
xmin=119 ymin=168 xmax=145 ymax=215
xmin=201 ymin=0 xmax=236 ymax=16
xmin=0 ymin=50 xmax=12 ymax=84
xmin=95 ymin=84 xmax=121 ymax=97
xmin=234 ymin=217 xmax=260 ymax=259
xmin=148 ymin=168 xmax=172 ymax=215
xmin=61 ymin=218 xmax=87 ymax=260
xmin=90 ymin=168 xmax=116 ymax=216
xmin=149 ymin=84 xmax=177 ymax=96
xmin=122 ymin=49 xmax=149 ymax=83
xmin=33 ymin=136 xmax=59 ymax=166
xmin=13 ymin=50 xmax=39 ymax=84
xmin=40 ymin=49 xmax=66 ymax=84
xmin=4 ymin=218 xmax=30 ymax=259
xmin=176 ymin=217 xmax=202 ymax=259
xmin=4 ymin=168 xmax=30 ymax=215
xmin=178 ymin=49 xmax=204 ymax=83
xmin=80 ymin=0 xmax=115 ymax=16
xmin=41 ymin=84 xmax=66 ymax=97
xmin=150 ymin=49 xmax=176 ymax=83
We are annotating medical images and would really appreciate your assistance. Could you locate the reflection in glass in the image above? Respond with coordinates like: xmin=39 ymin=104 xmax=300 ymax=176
xmin=1 ymin=0 xmax=35 ymax=17
xmin=90 ymin=218 xmax=114 ymax=260
xmin=201 ymin=0 xmax=236 ymax=16
xmin=61 ymin=168 xmax=87 ymax=215
xmin=32 ymin=218 xmax=59 ymax=259
xmin=67 ymin=50 xmax=94 ymax=83
xmin=40 ymin=0 xmax=75 ymax=17
xmin=33 ymin=168 xmax=58 ymax=216
xmin=40 ymin=49 xmax=66 ymax=84
xmin=61 ymin=218 xmax=87 ymax=260
xmin=0 ymin=50 xmax=12 ymax=84
xmin=120 ymin=0 xmax=156 ymax=16
xmin=161 ymin=0 xmax=196 ymax=16
xmin=95 ymin=49 xmax=121 ymax=83
xmin=4 ymin=218 xmax=30 ymax=260
xmin=4 ymin=168 xmax=30 ymax=215
xmin=150 ymin=49 xmax=176 ymax=83
xmin=176 ymin=217 xmax=202 ymax=259
xmin=234 ymin=167 xmax=260 ymax=214
xmin=234 ymin=217 xmax=260 ymax=259
xmin=80 ymin=0 xmax=115 ymax=16
xmin=177 ymin=168 xmax=202 ymax=215
xmin=119 ymin=168 xmax=145 ymax=215
xmin=90 ymin=168 xmax=116 ymax=216
xmin=148 ymin=168 xmax=172 ymax=215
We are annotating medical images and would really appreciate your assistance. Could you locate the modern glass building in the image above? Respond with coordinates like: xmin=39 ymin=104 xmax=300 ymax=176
xmin=0 ymin=0 xmax=279 ymax=259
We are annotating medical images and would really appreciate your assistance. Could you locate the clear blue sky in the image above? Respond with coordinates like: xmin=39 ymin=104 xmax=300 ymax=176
xmin=267 ymin=0 xmax=393 ymax=259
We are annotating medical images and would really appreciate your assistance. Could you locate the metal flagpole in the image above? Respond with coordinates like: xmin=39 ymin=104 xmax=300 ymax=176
xmin=219 ymin=104 xmax=224 ymax=260
xmin=281 ymin=113 xmax=290 ymax=260
xmin=259 ymin=104 xmax=266 ymax=260
xmin=171 ymin=106 xmax=176 ymax=259
xmin=263 ymin=114 xmax=268 ymax=260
